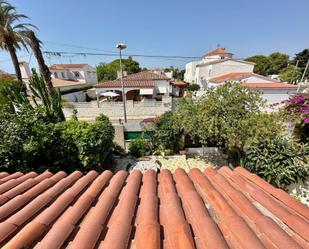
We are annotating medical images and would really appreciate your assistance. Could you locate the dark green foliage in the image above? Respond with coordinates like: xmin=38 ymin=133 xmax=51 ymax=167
xmin=5 ymin=70 xmax=65 ymax=122
xmin=54 ymin=114 xmax=115 ymax=172
xmin=245 ymin=55 xmax=270 ymax=76
xmin=0 ymin=75 xmax=25 ymax=112
xmin=96 ymin=56 xmax=141 ymax=82
xmin=291 ymin=49 xmax=309 ymax=80
xmin=241 ymin=137 xmax=309 ymax=189
xmin=150 ymin=111 xmax=182 ymax=153
xmin=245 ymin=52 xmax=289 ymax=75
xmin=60 ymin=85 xmax=93 ymax=95
xmin=0 ymin=111 xmax=115 ymax=173
xmin=186 ymin=84 xmax=200 ymax=92
xmin=129 ymin=138 xmax=151 ymax=158
xmin=0 ymin=107 xmax=60 ymax=172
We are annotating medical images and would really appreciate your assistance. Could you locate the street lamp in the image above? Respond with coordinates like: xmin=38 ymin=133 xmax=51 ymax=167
xmin=116 ymin=43 xmax=127 ymax=123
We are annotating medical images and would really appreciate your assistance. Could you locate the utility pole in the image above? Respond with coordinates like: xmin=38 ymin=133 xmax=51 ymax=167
xmin=300 ymin=60 xmax=309 ymax=83
xmin=116 ymin=43 xmax=127 ymax=123
xmin=297 ymin=60 xmax=309 ymax=92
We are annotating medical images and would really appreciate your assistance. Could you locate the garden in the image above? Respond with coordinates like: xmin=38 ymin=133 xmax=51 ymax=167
xmin=128 ymin=83 xmax=309 ymax=202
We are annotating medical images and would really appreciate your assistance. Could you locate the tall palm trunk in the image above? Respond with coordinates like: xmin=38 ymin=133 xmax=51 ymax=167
xmin=7 ymin=42 xmax=22 ymax=82
xmin=27 ymin=30 xmax=55 ymax=96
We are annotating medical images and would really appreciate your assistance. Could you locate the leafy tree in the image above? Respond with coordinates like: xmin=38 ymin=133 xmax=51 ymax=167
xmin=178 ymin=82 xmax=282 ymax=154
xmin=0 ymin=1 xmax=36 ymax=81
xmin=241 ymin=137 xmax=309 ymax=189
xmin=150 ymin=111 xmax=183 ymax=153
xmin=245 ymin=55 xmax=270 ymax=76
xmin=96 ymin=56 xmax=141 ymax=82
xmin=163 ymin=66 xmax=185 ymax=80
xmin=268 ymin=52 xmax=289 ymax=75
xmin=245 ymin=52 xmax=289 ymax=76
xmin=279 ymin=64 xmax=302 ymax=83
xmin=291 ymin=49 xmax=309 ymax=80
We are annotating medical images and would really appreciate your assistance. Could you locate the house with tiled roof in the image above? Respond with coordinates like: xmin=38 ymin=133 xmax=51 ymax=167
xmin=49 ymin=63 xmax=98 ymax=85
xmin=0 ymin=166 xmax=308 ymax=248
xmin=184 ymin=48 xmax=305 ymax=104
xmin=94 ymin=71 xmax=175 ymax=102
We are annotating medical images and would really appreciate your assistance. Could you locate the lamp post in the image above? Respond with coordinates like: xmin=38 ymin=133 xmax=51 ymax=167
xmin=116 ymin=43 xmax=127 ymax=123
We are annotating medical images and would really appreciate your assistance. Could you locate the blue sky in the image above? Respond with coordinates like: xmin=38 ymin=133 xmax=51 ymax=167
xmin=1 ymin=0 xmax=309 ymax=73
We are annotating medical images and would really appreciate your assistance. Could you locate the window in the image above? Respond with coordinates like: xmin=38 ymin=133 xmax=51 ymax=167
xmin=54 ymin=72 xmax=58 ymax=78
xmin=61 ymin=72 xmax=65 ymax=78
xmin=73 ymin=71 xmax=80 ymax=78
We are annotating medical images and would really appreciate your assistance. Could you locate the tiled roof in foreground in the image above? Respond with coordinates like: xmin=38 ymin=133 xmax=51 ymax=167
xmin=0 ymin=167 xmax=308 ymax=249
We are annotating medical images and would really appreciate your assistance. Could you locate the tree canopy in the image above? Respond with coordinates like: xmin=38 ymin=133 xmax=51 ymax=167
xmin=178 ymin=82 xmax=282 ymax=151
xmin=245 ymin=52 xmax=289 ymax=76
xmin=291 ymin=49 xmax=309 ymax=80
xmin=96 ymin=56 xmax=141 ymax=82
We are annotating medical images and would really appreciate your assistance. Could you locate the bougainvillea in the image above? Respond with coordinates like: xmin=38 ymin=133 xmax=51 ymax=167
xmin=283 ymin=93 xmax=309 ymax=124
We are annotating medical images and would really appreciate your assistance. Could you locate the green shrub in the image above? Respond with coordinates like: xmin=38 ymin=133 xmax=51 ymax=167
xmin=150 ymin=111 xmax=182 ymax=154
xmin=241 ymin=137 xmax=309 ymax=189
xmin=129 ymin=138 xmax=151 ymax=158
xmin=186 ymin=84 xmax=200 ymax=92
xmin=0 ymin=76 xmax=25 ymax=113
xmin=0 ymin=107 xmax=61 ymax=172
xmin=0 ymin=111 xmax=115 ymax=173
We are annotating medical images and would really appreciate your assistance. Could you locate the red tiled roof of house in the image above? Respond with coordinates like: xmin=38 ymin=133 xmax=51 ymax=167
xmin=210 ymin=72 xmax=254 ymax=83
xmin=204 ymin=47 xmax=233 ymax=56
xmin=49 ymin=64 xmax=88 ymax=70
xmin=96 ymin=80 xmax=156 ymax=88
xmin=0 ymin=167 xmax=308 ymax=248
xmin=95 ymin=71 xmax=170 ymax=88
xmin=52 ymin=78 xmax=85 ymax=88
xmin=241 ymin=82 xmax=299 ymax=89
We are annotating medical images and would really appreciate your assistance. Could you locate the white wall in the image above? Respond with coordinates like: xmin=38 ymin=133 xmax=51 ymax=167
xmin=184 ymin=61 xmax=202 ymax=83
xmin=195 ymin=60 xmax=254 ymax=88
xmin=51 ymin=65 xmax=97 ymax=84
xmin=243 ymin=75 xmax=276 ymax=83
xmin=260 ymin=89 xmax=296 ymax=104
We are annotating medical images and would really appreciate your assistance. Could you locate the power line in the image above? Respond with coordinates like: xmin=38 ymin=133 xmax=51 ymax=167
xmin=42 ymin=50 xmax=202 ymax=60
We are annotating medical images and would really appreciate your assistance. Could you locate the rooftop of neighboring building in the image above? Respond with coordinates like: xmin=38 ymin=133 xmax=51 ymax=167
xmin=204 ymin=47 xmax=234 ymax=57
xmin=95 ymin=71 xmax=171 ymax=88
xmin=49 ymin=64 xmax=89 ymax=70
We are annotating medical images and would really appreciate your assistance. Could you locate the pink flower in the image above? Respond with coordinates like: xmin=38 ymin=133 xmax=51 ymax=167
xmin=304 ymin=118 xmax=309 ymax=124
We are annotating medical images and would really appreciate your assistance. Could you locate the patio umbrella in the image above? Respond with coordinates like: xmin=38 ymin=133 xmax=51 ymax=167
xmin=100 ymin=92 xmax=120 ymax=97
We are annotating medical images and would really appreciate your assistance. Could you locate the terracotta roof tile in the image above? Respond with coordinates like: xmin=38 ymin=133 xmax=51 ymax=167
xmin=204 ymin=48 xmax=233 ymax=56
xmin=0 ymin=167 xmax=308 ymax=248
xmin=241 ymin=82 xmax=299 ymax=89
xmin=95 ymin=71 xmax=170 ymax=88
xmin=49 ymin=64 xmax=88 ymax=70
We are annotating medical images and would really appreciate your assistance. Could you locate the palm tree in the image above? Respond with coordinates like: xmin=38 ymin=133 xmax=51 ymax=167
xmin=0 ymin=1 xmax=35 ymax=81
xmin=26 ymin=30 xmax=55 ymax=96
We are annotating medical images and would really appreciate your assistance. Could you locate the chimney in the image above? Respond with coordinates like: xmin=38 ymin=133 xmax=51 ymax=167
xmin=19 ymin=61 xmax=32 ymax=81
xmin=117 ymin=70 xmax=127 ymax=79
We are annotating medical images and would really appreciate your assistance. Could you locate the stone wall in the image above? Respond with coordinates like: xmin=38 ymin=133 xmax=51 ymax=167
xmin=63 ymin=97 xmax=172 ymax=121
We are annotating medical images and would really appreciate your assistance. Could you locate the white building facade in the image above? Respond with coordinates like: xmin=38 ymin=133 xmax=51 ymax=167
xmin=49 ymin=64 xmax=98 ymax=84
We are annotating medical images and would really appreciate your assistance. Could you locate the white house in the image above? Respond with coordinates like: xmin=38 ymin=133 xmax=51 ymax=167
xmin=185 ymin=48 xmax=307 ymax=104
xmin=94 ymin=71 xmax=172 ymax=101
xmin=19 ymin=62 xmax=98 ymax=91
xmin=49 ymin=64 xmax=98 ymax=84
xmin=185 ymin=48 xmax=255 ymax=88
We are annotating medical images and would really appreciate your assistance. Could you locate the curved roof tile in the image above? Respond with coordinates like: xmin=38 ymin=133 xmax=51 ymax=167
xmin=0 ymin=167 xmax=308 ymax=248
